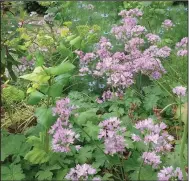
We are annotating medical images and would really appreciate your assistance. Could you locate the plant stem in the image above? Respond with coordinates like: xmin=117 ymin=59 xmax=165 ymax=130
xmin=180 ymin=118 xmax=187 ymax=181
xmin=179 ymin=96 xmax=182 ymax=128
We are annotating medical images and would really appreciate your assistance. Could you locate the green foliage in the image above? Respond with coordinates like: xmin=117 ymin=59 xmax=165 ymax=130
xmin=2 ymin=85 xmax=25 ymax=105
xmin=2 ymin=164 xmax=25 ymax=181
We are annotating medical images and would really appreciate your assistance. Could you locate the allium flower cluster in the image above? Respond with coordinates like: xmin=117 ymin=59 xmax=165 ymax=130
xmin=176 ymin=37 xmax=188 ymax=57
xmin=157 ymin=166 xmax=183 ymax=181
xmin=75 ymin=9 xmax=171 ymax=88
xmin=133 ymin=118 xmax=174 ymax=152
xmin=142 ymin=151 xmax=161 ymax=168
xmin=132 ymin=118 xmax=174 ymax=168
xmin=162 ymin=19 xmax=174 ymax=29
xmin=172 ymin=86 xmax=187 ymax=97
xmin=65 ymin=164 xmax=99 ymax=181
xmin=49 ymin=98 xmax=79 ymax=152
xmin=96 ymin=89 xmax=123 ymax=103
xmin=98 ymin=117 xmax=127 ymax=155
xmin=146 ymin=33 xmax=161 ymax=44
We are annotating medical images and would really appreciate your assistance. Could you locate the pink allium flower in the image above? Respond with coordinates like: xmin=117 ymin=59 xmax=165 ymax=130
xmin=162 ymin=19 xmax=174 ymax=29
xmin=142 ymin=151 xmax=162 ymax=168
xmin=131 ymin=134 xmax=141 ymax=142
xmin=65 ymin=164 xmax=97 ymax=181
xmin=134 ymin=118 xmax=174 ymax=153
xmin=98 ymin=117 xmax=127 ymax=155
xmin=146 ymin=33 xmax=161 ymax=44
xmin=176 ymin=37 xmax=188 ymax=48
xmin=172 ymin=86 xmax=187 ymax=96
xmin=158 ymin=166 xmax=183 ymax=181
xmin=177 ymin=49 xmax=187 ymax=56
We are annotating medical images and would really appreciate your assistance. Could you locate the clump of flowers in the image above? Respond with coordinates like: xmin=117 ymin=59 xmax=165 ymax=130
xmin=96 ymin=89 xmax=123 ymax=103
xmin=98 ymin=117 xmax=127 ymax=155
xmin=132 ymin=118 xmax=174 ymax=168
xmin=172 ymin=86 xmax=187 ymax=97
xmin=49 ymin=98 xmax=79 ymax=152
xmin=176 ymin=37 xmax=188 ymax=57
xmin=65 ymin=164 xmax=100 ymax=181
xmin=157 ymin=166 xmax=183 ymax=181
xmin=162 ymin=19 xmax=174 ymax=29
xmin=75 ymin=8 xmax=172 ymax=89
xmin=142 ymin=151 xmax=161 ymax=168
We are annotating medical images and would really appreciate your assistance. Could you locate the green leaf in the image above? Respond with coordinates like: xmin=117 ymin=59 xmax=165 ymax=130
xmin=1 ymin=134 xmax=31 ymax=161
xmin=83 ymin=122 xmax=99 ymax=141
xmin=35 ymin=52 xmax=44 ymax=67
xmin=70 ymin=36 xmax=82 ymax=48
xmin=93 ymin=149 xmax=107 ymax=168
xmin=35 ymin=107 xmax=57 ymax=129
xmin=47 ymin=62 xmax=75 ymax=76
xmin=35 ymin=170 xmax=53 ymax=181
xmin=56 ymin=168 xmax=69 ymax=180
xmin=49 ymin=74 xmax=70 ymax=98
xmin=24 ymin=148 xmax=49 ymax=164
xmin=76 ymin=109 xmax=98 ymax=125
xmin=27 ymin=91 xmax=45 ymax=105
xmin=19 ymin=67 xmax=50 ymax=83
xmin=77 ymin=146 xmax=93 ymax=163
xmin=143 ymin=94 xmax=159 ymax=111
xmin=1 ymin=164 xmax=25 ymax=181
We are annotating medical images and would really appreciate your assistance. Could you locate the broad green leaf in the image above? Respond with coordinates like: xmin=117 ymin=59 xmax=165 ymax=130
xmin=27 ymin=91 xmax=45 ymax=105
xmin=35 ymin=52 xmax=44 ymax=67
xmin=83 ymin=121 xmax=99 ymax=141
xmin=19 ymin=66 xmax=50 ymax=83
xmin=49 ymin=74 xmax=70 ymax=98
xmin=35 ymin=170 xmax=53 ymax=181
xmin=66 ymin=34 xmax=77 ymax=41
xmin=70 ymin=36 xmax=82 ymax=48
xmin=77 ymin=146 xmax=93 ymax=163
xmin=24 ymin=148 xmax=49 ymax=164
xmin=35 ymin=107 xmax=57 ymax=129
xmin=1 ymin=134 xmax=31 ymax=161
xmin=143 ymin=94 xmax=159 ymax=111
xmin=47 ymin=62 xmax=75 ymax=76
xmin=56 ymin=168 xmax=69 ymax=180
xmin=76 ymin=109 xmax=98 ymax=125
xmin=1 ymin=164 xmax=25 ymax=181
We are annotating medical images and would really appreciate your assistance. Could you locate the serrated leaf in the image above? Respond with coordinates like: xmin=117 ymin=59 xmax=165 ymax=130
xmin=24 ymin=148 xmax=49 ymax=164
xmin=77 ymin=146 xmax=93 ymax=163
xmin=35 ymin=170 xmax=53 ymax=180
xmin=143 ymin=94 xmax=159 ymax=111
xmin=83 ymin=122 xmax=99 ymax=141
xmin=1 ymin=134 xmax=31 ymax=161
xmin=35 ymin=107 xmax=57 ymax=129
xmin=76 ymin=109 xmax=98 ymax=125
xmin=56 ymin=168 xmax=69 ymax=180
xmin=1 ymin=164 xmax=25 ymax=181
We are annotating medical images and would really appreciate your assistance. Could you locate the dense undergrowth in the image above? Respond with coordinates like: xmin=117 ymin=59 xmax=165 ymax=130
xmin=1 ymin=1 xmax=188 ymax=181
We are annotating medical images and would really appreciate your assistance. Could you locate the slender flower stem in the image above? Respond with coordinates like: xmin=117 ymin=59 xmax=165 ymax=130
xmin=180 ymin=119 xmax=187 ymax=181
xmin=179 ymin=96 xmax=182 ymax=128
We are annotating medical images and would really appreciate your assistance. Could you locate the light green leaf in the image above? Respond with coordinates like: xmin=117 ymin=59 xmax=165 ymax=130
xmin=35 ymin=170 xmax=53 ymax=180
xmin=35 ymin=107 xmax=57 ymax=129
xmin=1 ymin=164 xmax=25 ymax=181
xmin=27 ymin=91 xmax=45 ymax=105
xmin=24 ymin=148 xmax=49 ymax=164
xmin=47 ymin=62 xmax=75 ymax=76
xmin=77 ymin=146 xmax=93 ymax=163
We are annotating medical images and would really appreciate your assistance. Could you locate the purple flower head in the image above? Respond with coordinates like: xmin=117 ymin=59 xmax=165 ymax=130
xmin=158 ymin=166 xmax=183 ymax=181
xmin=98 ymin=117 xmax=127 ymax=155
xmin=142 ymin=151 xmax=161 ymax=168
xmin=162 ymin=19 xmax=174 ymax=29
xmin=146 ymin=33 xmax=161 ymax=44
xmin=65 ymin=164 xmax=97 ymax=181
xmin=172 ymin=86 xmax=187 ymax=96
